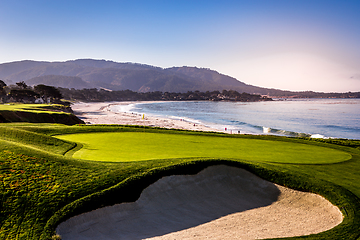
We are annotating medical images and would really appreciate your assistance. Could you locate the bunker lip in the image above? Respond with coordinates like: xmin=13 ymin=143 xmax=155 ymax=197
xmin=56 ymin=165 xmax=343 ymax=240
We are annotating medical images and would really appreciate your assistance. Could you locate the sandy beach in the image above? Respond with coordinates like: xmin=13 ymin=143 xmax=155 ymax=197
xmin=72 ymin=101 xmax=222 ymax=132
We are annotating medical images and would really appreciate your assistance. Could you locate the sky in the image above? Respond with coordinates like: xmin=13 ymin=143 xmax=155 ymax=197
xmin=0 ymin=0 xmax=360 ymax=92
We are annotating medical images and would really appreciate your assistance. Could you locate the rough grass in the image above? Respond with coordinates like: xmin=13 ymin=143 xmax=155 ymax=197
xmin=0 ymin=123 xmax=360 ymax=239
xmin=56 ymin=132 xmax=351 ymax=164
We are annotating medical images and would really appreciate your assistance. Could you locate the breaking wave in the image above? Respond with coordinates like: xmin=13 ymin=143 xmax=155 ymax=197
xmin=110 ymin=100 xmax=360 ymax=139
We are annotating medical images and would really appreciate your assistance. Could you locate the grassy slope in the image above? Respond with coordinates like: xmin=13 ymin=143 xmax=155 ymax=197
xmin=0 ymin=123 xmax=360 ymax=239
xmin=0 ymin=104 xmax=83 ymax=125
xmin=0 ymin=104 xmax=75 ymax=115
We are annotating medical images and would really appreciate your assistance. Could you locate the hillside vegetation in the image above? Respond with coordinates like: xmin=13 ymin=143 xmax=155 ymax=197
xmin=0 ymin=123 xmax=360 ymax=239
xmin=0 ymin=59 xmax=267 ymax=93
xmin=1 ymin=59 xmax=359 ymax=97
xmin=58 ymin=88 xmax=273 ymax=102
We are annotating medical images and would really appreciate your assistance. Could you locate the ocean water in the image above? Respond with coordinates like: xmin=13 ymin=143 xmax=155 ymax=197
xmin=111 ymin=99 xmax=360 ymax=140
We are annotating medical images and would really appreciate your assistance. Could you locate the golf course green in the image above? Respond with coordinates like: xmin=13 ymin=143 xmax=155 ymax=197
xmin=1 ymin=122 xmax=360 ymax=240
xmin=57 ymin=132 xmax=351 ymax=164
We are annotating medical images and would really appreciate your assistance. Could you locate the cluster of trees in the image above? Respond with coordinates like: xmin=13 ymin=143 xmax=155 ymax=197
xmin=0 ymin=80 xmax=63 ymax=104
xmin=0 ymin=80 xmax=272 ymax=104
xmin=278 ymin=91 xmax=360 ymax=99
xmin=58 ymin=88 xmax=273 ymax=102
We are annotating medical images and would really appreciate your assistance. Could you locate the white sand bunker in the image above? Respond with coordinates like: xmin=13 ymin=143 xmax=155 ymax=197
xmin=56 ymin=165 xmax=343 ymax=240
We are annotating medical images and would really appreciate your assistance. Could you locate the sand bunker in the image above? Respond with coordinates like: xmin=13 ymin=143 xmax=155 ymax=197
xmin=56 ymin=165 xmax=342 ymax=240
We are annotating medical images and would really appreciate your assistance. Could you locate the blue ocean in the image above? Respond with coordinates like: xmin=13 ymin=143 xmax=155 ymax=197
xmin=111 ymin=99 xmax=360 ymax=140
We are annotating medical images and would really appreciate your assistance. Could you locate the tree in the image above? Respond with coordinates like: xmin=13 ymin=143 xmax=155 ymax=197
xmin=34 ymin=84 xmax=62 ymax=103
xmin=0 ymin=80 xmax=7 ymax=103
xmin=8 ymin=89 xmax=39 ymax=103
xmin=16 ymin=81 xmax=28 ymax=89
xmin=0 ymin=80 xmax=6 ymax=89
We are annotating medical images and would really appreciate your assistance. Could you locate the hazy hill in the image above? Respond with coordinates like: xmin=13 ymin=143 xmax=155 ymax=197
xmin=0 ymin=60 xmax=48 ymax=81
xmin=165 ymin=67 xmax=274 ymax=93
xmin=0 ymin=59 xmax=278 ymax=94
xmin=1 ymin=59 xmax=355 ymax=97
xmin=27 ymin=75 xmax=94 ymax=89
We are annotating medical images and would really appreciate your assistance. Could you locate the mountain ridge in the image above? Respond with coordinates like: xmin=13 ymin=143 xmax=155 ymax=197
xmin=0 ymin=59 xmax=357 ymax=97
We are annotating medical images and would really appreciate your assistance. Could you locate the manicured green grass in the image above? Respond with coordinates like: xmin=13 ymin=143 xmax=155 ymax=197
xmin=0 ymin=103 xmax=67 ymax=114
xmin=1 ymin=123 xmax=360 ymax=240
xmin=56 ymin=132 xmax=351 ymax=164
xmin=0 ymin=103 xmax=83 ymax=125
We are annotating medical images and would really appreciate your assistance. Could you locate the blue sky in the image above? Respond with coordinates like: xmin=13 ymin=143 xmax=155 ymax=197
xmin=1 ymin=0 xmax=359 ymax=92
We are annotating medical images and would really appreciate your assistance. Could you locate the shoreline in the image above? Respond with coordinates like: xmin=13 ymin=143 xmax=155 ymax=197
xmin=71 ymin=101 xmax=358 ymax=139
xmin=71 ymin=101 xmax=224 ymax=133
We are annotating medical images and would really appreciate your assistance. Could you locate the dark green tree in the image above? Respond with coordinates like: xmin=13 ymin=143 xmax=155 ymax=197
xmin=0 ymin=80 xmax=7 ymax=103
xmin=34 ymin=84 xmax=63 ymax=103
xmin=16 ymin=81 xmax=28 ymax=89
xmin=0 ymin=80 xmax=6 ymax=89
xmin=8 ymin=89 xmax=39 ymax=103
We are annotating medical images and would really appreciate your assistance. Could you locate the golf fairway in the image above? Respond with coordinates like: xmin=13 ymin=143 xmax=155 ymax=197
xmin=57 ymin=132 xmax=351 ymax=163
